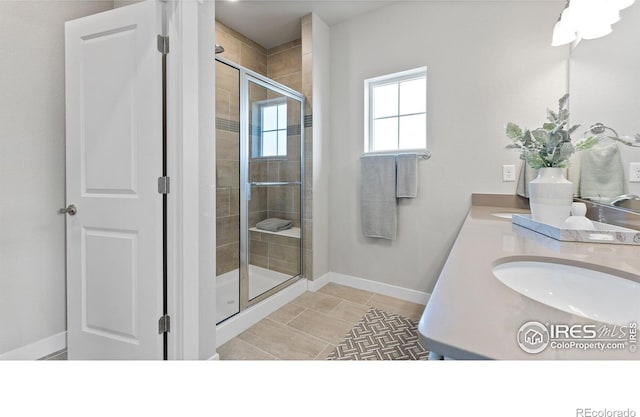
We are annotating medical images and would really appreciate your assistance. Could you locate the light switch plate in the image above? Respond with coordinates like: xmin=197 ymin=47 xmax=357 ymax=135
xmin=630 ymin=162 xmax=640 ymax=182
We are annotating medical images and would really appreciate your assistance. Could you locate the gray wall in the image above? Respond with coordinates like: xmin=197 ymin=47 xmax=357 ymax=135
xmin=113 ymin=0 xmax=144 ymax=8
xmin=329 ymin=1 xmax=568 ymax=293
xmin=0 ymin=0 xmax=113 ymax=356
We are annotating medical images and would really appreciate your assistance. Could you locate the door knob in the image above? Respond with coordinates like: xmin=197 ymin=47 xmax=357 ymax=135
xmin=59 ymin=204 xmax=77 ymax=216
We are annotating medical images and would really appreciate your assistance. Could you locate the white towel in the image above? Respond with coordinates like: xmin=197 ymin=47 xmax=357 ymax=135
xmin=361 ymin=154 xmax=397 ymax=240
xmin=396 ymin=153 xmax=418 ymax=198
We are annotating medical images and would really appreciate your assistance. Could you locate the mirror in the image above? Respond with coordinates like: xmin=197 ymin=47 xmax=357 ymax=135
xmin=568 ymin=3 xmax=640 ymax=212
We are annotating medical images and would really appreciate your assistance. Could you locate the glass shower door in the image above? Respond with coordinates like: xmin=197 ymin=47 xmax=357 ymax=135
xmin=241 ymin=77 xmax=303 ymax=306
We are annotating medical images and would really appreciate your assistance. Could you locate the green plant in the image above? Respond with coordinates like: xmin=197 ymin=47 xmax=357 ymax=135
xmin=505 ymin=94 xmax=598 ymax=169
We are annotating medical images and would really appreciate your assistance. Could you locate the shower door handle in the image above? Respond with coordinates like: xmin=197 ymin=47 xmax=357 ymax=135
xmin=245 ymin=183 xmax=251 ymax=201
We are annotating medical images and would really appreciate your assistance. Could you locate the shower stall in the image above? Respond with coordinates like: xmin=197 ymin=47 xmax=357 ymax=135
xmin=215 ymin=57 xmax=304 ymax=324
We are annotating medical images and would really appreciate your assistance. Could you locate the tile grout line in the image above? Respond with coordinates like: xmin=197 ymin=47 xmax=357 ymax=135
xmin=324 ymin=304 xmax=366 ymax=327
xmin=283 ymin=307 xmax=358 ymax=347
xmin=262 ymin=317 xmax=330 ymax=347
xmin=311 ymin=289 xmax=374 ymax=324
xmin=291 ymin=306 xmax=354 ymax=328
xmin=321 ymin=284 xmax=378 ymax=306
xmin=298 ymin=302 xmax=357 ymax=327
xmin=236 ymin=338 xmax=280 ymax=360
xmin=284 ymin=306 xmax=308 ymax=325
xmin=282 ymin=316 xmax=345 ymax=347
xmin=312 ymin=343 xmax=332 ymax=361
xmin=238 ymin=318 xmax=323 ymax=360
xmin=363 ymin=292 xmax=377 ymax=306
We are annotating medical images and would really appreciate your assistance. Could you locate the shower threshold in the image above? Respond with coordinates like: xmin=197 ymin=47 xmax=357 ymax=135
xmin=216 ymin=265 xmax=293 ymax=323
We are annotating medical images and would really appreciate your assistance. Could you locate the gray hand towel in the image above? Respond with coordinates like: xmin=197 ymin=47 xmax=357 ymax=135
xmin=256 ymin=218 xmax=293 ymax=232
xmin=579 ymin=142 xmax=624 ymax=202
xmin=516 ymin=163 xmax=538 ymax=198
xmin=361 ymin=154 xmax=397 ymax=240
xmin=396 ymin=153 xmax=418 ymax=198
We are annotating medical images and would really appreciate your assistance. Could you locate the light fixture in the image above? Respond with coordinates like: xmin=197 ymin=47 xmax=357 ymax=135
xmin=571 ymin=0 xmax=613 ymax=39
xmin=552 ymin=1 xmax=576 ymax=46
xmin=614 ymin=0 xmax=635 ymax=10
xmin=552 ymin=9 xmax=577 ymax=46
xmin=551 ymin=0 xmax=635 ymax=46
xmin=577 ymin=19 xmax=612 ymax=39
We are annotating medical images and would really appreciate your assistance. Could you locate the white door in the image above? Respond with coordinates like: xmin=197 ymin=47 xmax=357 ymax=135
xmin=64 ymin=0 xmax=164 ymax=359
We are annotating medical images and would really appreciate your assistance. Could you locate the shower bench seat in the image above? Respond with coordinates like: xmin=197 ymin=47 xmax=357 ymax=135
xmin=248 ymin=226 xmax=301 ymax=239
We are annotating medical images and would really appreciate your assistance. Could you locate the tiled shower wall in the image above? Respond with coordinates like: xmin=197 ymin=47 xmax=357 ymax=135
xmin=215 ymin=21 xmax=267 ymax=276
xmin=267 ymin=39 xmax=302 ymax=91
xmin=215 ymin=21 xmax=267 ymax=75
xmin=215 ymin=19 xmax=313 ymax=278
xmin=258 ymin=37 xmax=304 ymax=277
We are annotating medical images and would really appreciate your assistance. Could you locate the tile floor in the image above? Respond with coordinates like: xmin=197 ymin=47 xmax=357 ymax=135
xmin=41 ymin=284 xmax=426 ymax=361
xmin=217 ymin=283 xmax=427 ymax=360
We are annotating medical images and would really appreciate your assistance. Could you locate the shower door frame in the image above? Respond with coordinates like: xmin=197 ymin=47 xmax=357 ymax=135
xmin=215 ymin=57 xmax=305 ymax=314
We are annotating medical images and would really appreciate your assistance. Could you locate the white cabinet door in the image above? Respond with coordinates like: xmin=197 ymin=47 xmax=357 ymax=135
xmin=64 ymin=0 xmax=164 ymax=359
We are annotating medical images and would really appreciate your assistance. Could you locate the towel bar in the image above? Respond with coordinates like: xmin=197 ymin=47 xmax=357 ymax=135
xmin=360 ymin=150 xmax=432 ymax=160
xmin=248 ymin=181 xmax=302 ymax=187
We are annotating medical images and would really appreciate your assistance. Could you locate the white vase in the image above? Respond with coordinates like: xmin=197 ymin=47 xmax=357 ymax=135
xmin=528 ymin=167 xmax=573 ymax=226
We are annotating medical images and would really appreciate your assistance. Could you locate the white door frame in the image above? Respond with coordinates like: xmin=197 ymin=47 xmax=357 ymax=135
xmin=165 ymin=0 xmax=217 ymax=360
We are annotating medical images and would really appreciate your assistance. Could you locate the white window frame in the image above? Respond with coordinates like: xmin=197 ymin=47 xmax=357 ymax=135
xmin=251 ymin=97 xmax=288 ymax=159
xmin=364 ymin=66 xmax=427 ymax=154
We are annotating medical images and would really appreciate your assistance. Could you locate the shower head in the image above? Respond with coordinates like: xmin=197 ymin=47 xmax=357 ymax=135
xmin=215 ymin=44 xmax=225 ymax=54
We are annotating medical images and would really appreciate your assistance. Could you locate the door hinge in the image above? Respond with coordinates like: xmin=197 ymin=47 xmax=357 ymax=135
xmin=158 ymin=315 xmax=171 ymax=334
xmin=158 ymin=176 xmax=170 ymax=194
xmin=157 ymin=35 xmax=169 ymax=54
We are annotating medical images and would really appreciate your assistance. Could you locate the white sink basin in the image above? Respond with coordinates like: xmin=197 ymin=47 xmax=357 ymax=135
xmin=493 ymin=260 xmax=640 ymax=326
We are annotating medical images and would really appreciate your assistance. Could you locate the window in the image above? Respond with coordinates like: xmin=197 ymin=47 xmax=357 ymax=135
xmin=364 ymin=67 xmax=427 ymax=153
xmin=254 ymin=100 xmax=287 ymax=158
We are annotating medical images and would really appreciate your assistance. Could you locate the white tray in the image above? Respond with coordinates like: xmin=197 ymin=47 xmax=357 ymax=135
xmin=512 ymin=214 xmax=640 ymax=246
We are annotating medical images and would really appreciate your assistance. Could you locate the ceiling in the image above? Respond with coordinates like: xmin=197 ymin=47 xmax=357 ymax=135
xmin=215 ymin=0 xmax=394 ymax=49
xmin=216 ymin=0 xmax=563 ymax=50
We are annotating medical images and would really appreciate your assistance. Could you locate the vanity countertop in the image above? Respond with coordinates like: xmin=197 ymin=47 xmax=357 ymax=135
xmin=418 ymin=205 xmax=640 ymax=360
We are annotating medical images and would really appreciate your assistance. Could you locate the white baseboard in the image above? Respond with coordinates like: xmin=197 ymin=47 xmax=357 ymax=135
xmin=306 ymin=272 xmax=331 ymax=292
xmin=0 ymin=332 xmax=67 ymax=360
xmin=215 ymin=278 xmax=308 ymax=348
xmin=329 ymin=272 xmax=430 ymax=305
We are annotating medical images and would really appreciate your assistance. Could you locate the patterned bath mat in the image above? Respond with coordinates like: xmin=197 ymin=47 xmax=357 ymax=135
xmin=327 ymin=307 xmax=429 ymax=360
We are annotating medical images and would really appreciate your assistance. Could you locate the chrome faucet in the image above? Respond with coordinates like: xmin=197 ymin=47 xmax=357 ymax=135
xmin=610 ymin=194 xmax=640 ymax=206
